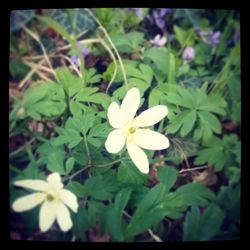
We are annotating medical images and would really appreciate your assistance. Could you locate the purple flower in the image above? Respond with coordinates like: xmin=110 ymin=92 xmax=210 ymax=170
xmin=152 ymin=8 xmax=172 ymax=29
xmin=210 ymin=31 xmax=221 ymax=46
xmin=197 ymin=29 xmax=221 ymax=46
xmin=150 ymin=34 xmax=167 ymax=47
xmin=71 ymin=46 xmax=90 ymax=68
xmin=182 ymin=47 xmax=195 ymax=62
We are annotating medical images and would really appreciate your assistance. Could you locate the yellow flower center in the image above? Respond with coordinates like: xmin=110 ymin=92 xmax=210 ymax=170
xmin=129 ymin=127 xmax=136 ymax=134
xmin=46 ymin=193 xmax=55 ymax=202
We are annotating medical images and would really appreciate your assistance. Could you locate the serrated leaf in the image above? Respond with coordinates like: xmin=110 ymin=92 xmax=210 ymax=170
xmin=175 ymin=183 xmax=215 ymax=206
xmin=117 ymin=162 xmax=149 ymax=185
xmin=66 ymin=181 xmax=87 ymax=197
xmin=183 ymin=204 xmax=225 ymax=241
xmin=126 ymin=184 xmax=167 ymax=237
xmin=84 ymin=172 xmax=120 ymax=200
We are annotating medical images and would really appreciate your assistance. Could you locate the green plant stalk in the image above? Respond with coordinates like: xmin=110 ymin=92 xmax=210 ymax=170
xmin=98 ymin=26 xmax=128 ymax=90
xmin=98 ymin=36 xmax=118 ymax=93
xmin=84 ymin=9 xmax=128 ymax=91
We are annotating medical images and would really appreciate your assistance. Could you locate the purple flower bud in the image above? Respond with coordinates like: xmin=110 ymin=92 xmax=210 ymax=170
xmin=182 ymin=47 xmax=195 ymax=62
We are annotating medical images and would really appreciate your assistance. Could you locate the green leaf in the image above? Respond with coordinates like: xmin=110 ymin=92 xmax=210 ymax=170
xmin=126 ymin=184 xmax=167 ymax=237
xmin=87 ymin=200 xmax=106 ymax=228
xmin=183 ymin=206 xmax=201 ymax=241
xmin=88 ymin=122 xmax=112 ymax=138
xmin=139 ymin=64 xmax=153 ymax=84
xmin=148 ymin=88 xmax=162 ymax=107
xmin=175 ymin=183 xmax=215 ymax=206
xmin=174 ymin=25 xmax=194 ymax=47
xmin=51 ymin=9 xmax=96 ymax=36
xmin=65 ymin=157 xmax=75 ymax=174
xmin=195 ymin=135 xmax=240 ymax=171
xmin=167 ymin=110 xmax=196 ymax=137
xmin=39 ymin=16 xmax=72 ymax=41
xmin=112 ymin=31 xmax=144 ymax=53
xmin=143 ymin=47 xmax=168 ymax=74
xmin=167 ymin=52 xmax=176 ymax=84
xmin=66 ymin=181 xmax=87 ymax=198
xmin=198 ymin=111 xmax=221 ymax=134
xmin=117 ymin=162 xmax=149 ymax=185
xmin=180 ymin=110 xmax=197 ymax=137
xmin=84 ymin=172 xmax=120 ymax=200
xmin=38 ymin=141 xmax=66 ymax=174
xmin=55 ymin=67 xmax=84 ymax=97
xmin=86 ymin=68 xmax=102 ymax=84
xmin=72 ymin=206 xmax=89 ymax=240
xmin=157 ymin=166 xmax=178 ymax=192
xmin=162 ymin=193 xmax=188 ymax=219
xmin=106 ymin=188 xmax=132 ymax=241
xmin=10 ymin=10 xmax=35 ymax=32
xmin=183 ymin=204 xmax=225 ymax=241
xmin=23 ymin=82 xmax=66 ymax=120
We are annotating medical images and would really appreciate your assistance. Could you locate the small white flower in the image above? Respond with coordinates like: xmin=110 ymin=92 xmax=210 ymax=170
xmin=12 ymin=173 xmax=78 ymax=233
xmin=105 ymin=88 xmax=170 ymax=174
xmin=150 ymin=34 xmax=167 ymax=47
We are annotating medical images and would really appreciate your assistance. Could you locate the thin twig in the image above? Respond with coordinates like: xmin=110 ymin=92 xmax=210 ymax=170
xmin=148 ymin=229 xmax=163 ymax=242
xmin=23 ymin=26 xmax=56 ymax=79
xmin=179 ymin=165 xmax=210 ymax=174
xmin=19 ymin=58 xmax=46 ymax=89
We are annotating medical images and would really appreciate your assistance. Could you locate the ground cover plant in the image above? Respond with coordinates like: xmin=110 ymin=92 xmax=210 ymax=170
xmin=9 ymin=8 xmax=240 ymax=241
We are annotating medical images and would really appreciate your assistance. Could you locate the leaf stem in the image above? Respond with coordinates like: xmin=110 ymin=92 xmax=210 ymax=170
xmin=83 ymin=133 xmax=91 ymax=165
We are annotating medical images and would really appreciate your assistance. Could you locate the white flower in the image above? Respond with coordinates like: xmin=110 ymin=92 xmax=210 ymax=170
xmin=12 ymin=173 xmax=78 ymax=233
xmin=150 ymin=34 xmax=167 ymax=47
xmin=105 ymin=87 xmax=170 ymax=174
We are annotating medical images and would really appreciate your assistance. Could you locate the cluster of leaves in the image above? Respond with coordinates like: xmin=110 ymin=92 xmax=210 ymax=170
xmin=9 ymin=8 xmax=240 ymax=241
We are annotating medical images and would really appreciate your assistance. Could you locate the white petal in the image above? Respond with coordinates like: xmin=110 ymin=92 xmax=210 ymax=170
xmin=39 ymin=200 xmax=58 ymax=232
xmin=105 ymin=129 xmax=126 ymax=153
xmin=134 ymin=129 xmax=170 ymax=150
xmin=12 ymin=192 xmax=45 ymax=212
xmin=120 ymin=88 xmax=140 ymax=124
xmin=59 ymin=189 xmax=78 ymax=213
xmin=14 ymin=180 xmax=49 ymax=192
xmin=56 ymin=202 xmax=73 ymax=232
xmin=159 ymin=37 xmax=167 ymax=46
xmin=47 ymin=173 xmax=63 ymax=190
xmin=133 ymin=105 xmax=168 ymax=127
xmin=107 ymin=102 xmax=123 ymax=128
xmin=127 ymin=142 xmax=149 ymax=174
xmin=154 ymin=34 xmax=161 ymax=42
